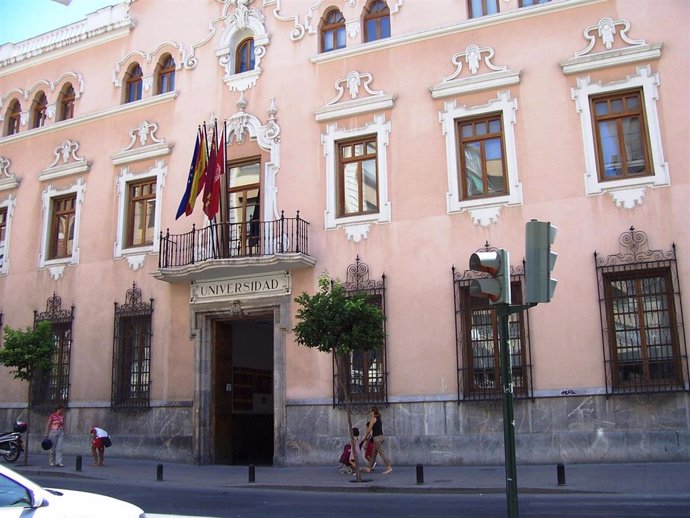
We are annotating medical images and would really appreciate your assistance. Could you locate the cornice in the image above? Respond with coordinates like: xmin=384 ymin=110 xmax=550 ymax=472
xmin=430 ymin=70 xmax=521 ymax=100
xmin=315 ymin=95 xmax=395 ymax=122
xmin=112 ymin=141 xmax=173 ymax=166
xmin=0 ymin=3 xmax=134 ymax=77
xmin=560 ymin=43 xmax=663 ymax=75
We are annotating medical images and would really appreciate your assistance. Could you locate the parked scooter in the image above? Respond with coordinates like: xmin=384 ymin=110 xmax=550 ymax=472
xmin=0 ymin=421 xmax=26 ymax=463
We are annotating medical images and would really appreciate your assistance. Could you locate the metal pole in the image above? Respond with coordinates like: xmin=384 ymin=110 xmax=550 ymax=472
xmin=497 ymin=304 xmax=519 ymax=518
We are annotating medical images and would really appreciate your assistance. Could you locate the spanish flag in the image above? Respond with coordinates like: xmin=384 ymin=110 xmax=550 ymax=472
xmin=180 ymin=126 xmax=209 ymax=217
xmin=175 ymin=128 xmax=201 ymax=219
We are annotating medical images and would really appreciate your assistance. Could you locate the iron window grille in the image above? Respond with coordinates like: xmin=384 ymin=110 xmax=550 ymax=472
xmin=595 ymin=227 xmax=688 ymax=396
xmin=112 ymin=283 xmax=153 ymax=410
xmin=333 ymin=256 xmax=388 ymax=409
xmin=453 ymin=249 xmax=533 ymax=402
xmin=32 ymin=293 xmax=74 ymax=410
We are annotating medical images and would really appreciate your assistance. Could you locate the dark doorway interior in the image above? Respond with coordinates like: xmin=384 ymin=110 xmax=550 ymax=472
xmin=212 ymin=318 xmax=274 ymax=465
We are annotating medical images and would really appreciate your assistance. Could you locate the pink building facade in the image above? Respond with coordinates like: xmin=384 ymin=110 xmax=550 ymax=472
xmin=0 ymin=0 xmax=688 ymax=466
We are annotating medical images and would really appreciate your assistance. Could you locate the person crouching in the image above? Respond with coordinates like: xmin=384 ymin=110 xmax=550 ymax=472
xmin=90 ymin=427 xmax=109 ymax=466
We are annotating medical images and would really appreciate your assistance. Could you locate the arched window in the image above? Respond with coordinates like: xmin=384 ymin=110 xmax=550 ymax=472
xmin=363 ymin=0 xmax=390 ymax=42
xmin=31 ymin=91 xmax=48 ymax=129
xmin=321 ymin=9 xmax=346 ymax=52
xmin=156 ymin=54 xmax=176 ymax=94
xmin=58 ymin=83 xmax=75 ymax=121
xmin=235 ymin=38 xmax=255 ymax=73
xmin=125 ymin=63 xmax=143 ymax=103
xmin=4 ymin=99 xmax=21 ymax=136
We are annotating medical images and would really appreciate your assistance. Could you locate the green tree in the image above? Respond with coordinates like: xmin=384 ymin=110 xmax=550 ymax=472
xmin=0 ymin=320 xmax=54 ymax=464
xmin=0 ymin=321 xmax=54 ymax=382
xmin=293 ymin=276 xmax=385 ymax=482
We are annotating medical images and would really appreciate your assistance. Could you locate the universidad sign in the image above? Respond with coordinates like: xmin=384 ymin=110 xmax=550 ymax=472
xmin=190 ymin=272 xmax=290 ymax=304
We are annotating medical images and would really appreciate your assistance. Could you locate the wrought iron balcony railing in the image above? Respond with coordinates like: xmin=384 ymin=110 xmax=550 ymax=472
xmin=158 ymin=211 xmax=309 ymax=269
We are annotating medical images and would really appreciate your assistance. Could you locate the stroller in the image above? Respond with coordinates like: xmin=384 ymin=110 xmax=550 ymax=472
xmin=338 ymin=427 xmax=376 ymax=475
xmin=338 ymin=443 xmax=356 ymax=475
xmin=338 ymin=427 xmax=364 ymax=475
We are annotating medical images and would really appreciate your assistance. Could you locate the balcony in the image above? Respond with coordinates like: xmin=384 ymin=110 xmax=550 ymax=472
xmin=154 ymin=211 xmax=316 ymax=283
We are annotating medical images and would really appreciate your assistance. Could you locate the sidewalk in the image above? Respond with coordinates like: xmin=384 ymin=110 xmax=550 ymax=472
xmin=9 ymin=456 xmax=690 ymax=495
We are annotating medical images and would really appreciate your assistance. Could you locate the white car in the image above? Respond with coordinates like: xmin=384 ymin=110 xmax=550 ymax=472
xmin=0 ymin=464 xmax=146 ymax=517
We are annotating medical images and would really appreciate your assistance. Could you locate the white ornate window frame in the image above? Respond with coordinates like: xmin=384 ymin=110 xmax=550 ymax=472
xmin=0 ymin=194 xmax=16 ymax=275
xmin=38 ymin=177 xmax=85 ymax=278
xmin=113 ymin=42 xmax=184 ymax=100
xmin=570 ymin=65 xmax=669 ymax=209
xmin=226 ymin=96 xmax=281 ymax=223
xmin=217 ymin=1 xmax=270 ymax=92
xmin=439 ymin=90 xmax=522 ymax=226
xmin=114 ymin=160 xmax=167 ymax=271
xmin=322 ymin=113 xmax=392 ymax=242
xmin=0 ymin=72 xmax=84 ymax=137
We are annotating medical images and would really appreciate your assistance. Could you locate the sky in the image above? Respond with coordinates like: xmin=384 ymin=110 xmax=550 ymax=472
xmin=0 ymin=0 xmax=117 ymax=45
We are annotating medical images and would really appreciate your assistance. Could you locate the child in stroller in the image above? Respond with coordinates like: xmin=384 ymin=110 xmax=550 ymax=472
xmin=338 ymin=427 xmax=362 ymax=475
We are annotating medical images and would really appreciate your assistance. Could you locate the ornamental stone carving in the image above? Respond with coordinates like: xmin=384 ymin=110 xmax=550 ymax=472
xmin=316 ymin=71 xmax=394 ymax=122
xmin=112 ymin=121 xmax=173 ymax=165
xmin=560 ymin=18 xmax=662 ymax=75
xmin=268 ymin=0 xmax=404 ymax=42
xmin=217 ymin=0 xmax=270 ymax=92
xmin=40 ymin=139 xmax=90 ymax=181
xmin=0 ymin=157 xmax=20 ymax=191
xmin=225 ymin=96 xmax=281 ymax=221
xmin=430 ymin=44 xmax=520 ymax=99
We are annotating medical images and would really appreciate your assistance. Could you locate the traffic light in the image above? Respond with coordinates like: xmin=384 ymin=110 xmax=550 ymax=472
xmin=468 ymin=249 xmax=511 ymax=305
xmin=525 ymin=220 xmax=558 ymax=304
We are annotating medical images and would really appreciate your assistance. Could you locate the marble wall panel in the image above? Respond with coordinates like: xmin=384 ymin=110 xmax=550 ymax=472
xmin=284 ymin=393 xmax=690 ymax=466
xmin=2 ymin=391 xmax=689 ymax=466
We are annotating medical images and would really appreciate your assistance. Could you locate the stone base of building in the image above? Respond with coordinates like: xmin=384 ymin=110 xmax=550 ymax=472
xmin=284 ymin=393 xmax=690 ymax=466
xmin=2 ymin=392 xmax=688 ymax=465
xmin=1 ymin=403 xmax=195 ymax=465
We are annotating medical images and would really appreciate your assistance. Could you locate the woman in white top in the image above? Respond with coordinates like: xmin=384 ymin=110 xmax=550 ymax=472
xmin=90 ymin=426 xmax=109 ymax=466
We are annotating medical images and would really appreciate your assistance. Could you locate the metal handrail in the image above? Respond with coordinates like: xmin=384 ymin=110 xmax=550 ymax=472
xmin=158 ymin=211 xmax=309 ymax=269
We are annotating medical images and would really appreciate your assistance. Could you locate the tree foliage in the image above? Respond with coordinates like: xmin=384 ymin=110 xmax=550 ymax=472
xmin=293 ymin=276 xmax=385 ymax=356
xmin=0 ymin=321 xmax=54 ymax=382
xmin=293 ymin=275 xmax=385 ymax=482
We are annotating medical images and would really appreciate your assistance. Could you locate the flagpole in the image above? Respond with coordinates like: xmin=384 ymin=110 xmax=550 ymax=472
xmin=210 ymin=119 xmax=219 ymax=259
xmin=220 ymin=119 xmax=226 ymax=228
xmin=220 ymin=119 xmax=227 ymax=258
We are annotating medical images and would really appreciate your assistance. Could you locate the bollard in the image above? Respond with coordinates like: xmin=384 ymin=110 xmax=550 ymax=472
xmin=416 ymin=463 xmax=424 ymax=485
xmin=156 ymin=463 xmax=164 ymax=481
xmin=75 ymin=455 xmax=82 ymax=472
xmin=557 ymin=463 xmax=566 ymax=486
xmin=248 ymin=464 xmax=255 ymax=483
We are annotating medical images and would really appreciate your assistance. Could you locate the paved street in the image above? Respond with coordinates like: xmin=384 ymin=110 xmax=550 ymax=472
xmin=7 ymin=455 xmax=690 ymax=516
xmin=11 ymin=455 xmax=690 ymax=495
